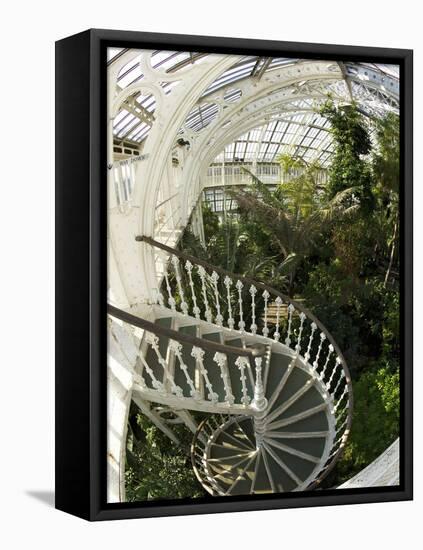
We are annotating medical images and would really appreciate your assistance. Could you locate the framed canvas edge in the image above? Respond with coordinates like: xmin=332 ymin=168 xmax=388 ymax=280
xmin=55 ymin=28 xmax=413 ymax=522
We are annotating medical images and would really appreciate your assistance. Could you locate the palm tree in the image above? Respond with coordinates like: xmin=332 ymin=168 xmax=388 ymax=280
xmin=229 ymin=161 xmax=359 ymax=295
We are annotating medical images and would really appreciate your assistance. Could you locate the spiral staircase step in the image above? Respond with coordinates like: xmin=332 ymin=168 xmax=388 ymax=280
xmin=268 ymin=363 xmax=310 ymax=412
xmin=264 ymin=439 xmax=317 ymax=482
xmin=129 ymin=304 xmax=347 ymax=496
xmin=251 ymin=450 xmax=271 ymax=493
xmin=264 ymin=351 xmax=292 ymax=400
xmin=262 ymin=442 xmax=301 ymax=491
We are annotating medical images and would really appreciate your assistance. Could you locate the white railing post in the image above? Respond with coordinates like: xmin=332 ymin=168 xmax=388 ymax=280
xmin=236 ymin=280 xmax=245 ymax=332
xmin=191 ymin=346 xmax=218 ymax=403
xmin=262 ymin=290 xmax=270 ymax=338
xmin=213 ymin=352 xmax=235 ymax=405
xmin=295 ymin=312 xmax=307 ymax=355
xmin=197 ymin=266 xmax=212 ymax=323
xmin=146 ymin=332 xmax=183 ymax=397
xmin=285 ymin=303 xmax=295 ymax=346
xmin=320 ymin=343 xmax=334 ymax=382
xmin=169 ymin=340 xmax=201 ymax=399
xmin=313 ymin=332 xmax=326 ymax=371
xmin=249 ymin=285 xmax=258 ymax=334
xmin=211 ymin=271 xmax=224 ymax=326
xmin=163 ymin=267 xmax=177 ymax=312
xmin=184 ymin=260 xmax=201 ymax=319
xmin=171 ymin=255 xmax=189 ymax=315
xmin=304 ymin=321 xmax=317 ymax=364
xmin=235 ymin=356 xmax=251 ymax=406
xmin=251 ymin=352 xmax=268 ymax=412
xmin=224 ymin=276 xmax=235 ymax=329
xmin=274 ymin=296 xmax=282 ymax=341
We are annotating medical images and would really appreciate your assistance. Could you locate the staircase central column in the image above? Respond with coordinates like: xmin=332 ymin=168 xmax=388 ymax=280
xmin=250 ymin=345 xmax=269 ymax=449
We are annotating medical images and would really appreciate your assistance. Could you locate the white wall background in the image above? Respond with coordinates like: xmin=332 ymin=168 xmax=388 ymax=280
xmin=0 ymin=0 xmax=420 ymax=547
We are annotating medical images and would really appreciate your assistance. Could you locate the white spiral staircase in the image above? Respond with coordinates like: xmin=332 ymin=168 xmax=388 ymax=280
xmin=108 ymin=236 xmax=353 ymax=496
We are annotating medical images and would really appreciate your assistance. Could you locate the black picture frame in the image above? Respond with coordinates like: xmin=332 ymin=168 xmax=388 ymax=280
xmin=55 ymin=28 xmax=413 ymax=521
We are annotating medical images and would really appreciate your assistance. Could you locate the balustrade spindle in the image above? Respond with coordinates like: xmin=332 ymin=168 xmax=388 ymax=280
xmin=274 ymin=296 xmax=282 ymax=342
xmin=251 ymin=356 xmax=267 ymax=411
xmin=336 ymin=415 xmax=348 ymax=434
xmin=156 ymin=290 xmax=165 ymax=307
xmin=235 ymin=356 xmax=251 ymax=405
xmin=169 ymin=340 xmax=200 ymax=399
xmin=163 ymin=267 xmax=177 ymax=312
xmin=197 ymin=266 xmax=212 ymax=323
xmin=295 ymin=312 xmax=307 ymax=355
xmin=332 ymin=369 xmax=345 ymax=398
xmin=236 ymin=280 xmax=245 ymax=332
xmin=171 ymin=255 xmax=189 ymax=315
xmin=334 ymin=386 xmax=348 ymax=413
xmin=191 ymin=346 xmax=218 ymax=403
xmin=146 ymin=333 xmax=183 ymax=397
xmin=249 ymin=285 xmax=258 ymax=334
xmin=210 ymin=271 xmax=224 ymax=326
xmin=138 ymin=341 xmax=165 ymax=393
xmin=326 ymin=357 xmax=342 ymax=391
xmin=285 ymin=303 xmax=295 ymax=346
xmin=320 ymin=344 xmax=334 ymax=382
xmin=312 ymin=332 xmax=326 ymax=371
xmin=262 ymin=290 xmax=270 ymax=337
xmin=213 ymin=352 xmax=235 ymax=405
xmin=184 ymin=260 xmax=201 ymax=319
xmin=224 ymin=276 xmax=235 ymax=329
xmin=304 ymin=321 xmax=317 ymax=363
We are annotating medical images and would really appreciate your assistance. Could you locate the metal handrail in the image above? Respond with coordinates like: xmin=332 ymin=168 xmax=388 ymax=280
xmin=108 ymin=304 xmax=266 ymax=359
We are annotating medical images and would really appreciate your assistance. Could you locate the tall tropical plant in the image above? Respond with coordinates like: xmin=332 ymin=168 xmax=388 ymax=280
xmin=229 ymin=162 xmax=358 ymax=294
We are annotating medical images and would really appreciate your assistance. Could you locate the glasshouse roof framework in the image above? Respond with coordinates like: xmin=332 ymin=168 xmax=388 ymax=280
xmin=108 ymin=48 xmax=398 ymax=168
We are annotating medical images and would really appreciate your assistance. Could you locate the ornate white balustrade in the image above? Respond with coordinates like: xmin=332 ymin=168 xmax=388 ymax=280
xmin=135 ymin=235 xmax=353 ymax=479
xmin=108 ymin=304 xmax=267 ymax=416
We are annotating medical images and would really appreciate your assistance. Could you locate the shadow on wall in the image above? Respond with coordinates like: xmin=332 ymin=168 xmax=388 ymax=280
xmin=26 ymin=490 xmax=55 ymax=508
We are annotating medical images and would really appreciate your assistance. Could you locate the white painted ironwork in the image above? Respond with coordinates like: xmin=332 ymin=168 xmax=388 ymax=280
xmin=262 ymin=290 xmax=270 ymax=337
xmin=213 ymin=352 xmax=235 ymax=405
xmin=185 ymin=260 xmax=201 ymax=319
xmin=197 ymin=266 xmax=213 ymax=323
xmin=235 ymin=356 xmax=251 ymax=406
xmin=274 ymin=296 xmax=282 ymax=342
xmin=249 ymin=285 xmax=258 ymax=334
xmin=191 ymin=346 xmax=219 ymax=403
xmin=171 ymin=255 xmax=189 ymax=315
xmin=236 ymin=280 xmax=245 ymax=332
xmin=210 ymin=271 xmax=224 ymax=326
xmin=224 ymin=276 xmax=235 ymax=329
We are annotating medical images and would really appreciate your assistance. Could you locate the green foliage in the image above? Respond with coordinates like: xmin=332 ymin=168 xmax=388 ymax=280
xmin=372 ymin=112 xmax=400 ymax=196
xmin=125 ymin=404 xmax=206 ymax=501
xmin=321 ymin=102 xmax=374 ymax=211
xmin=129 ymin=104 xmax=400 ymax=497
xmin=332 ymin=364 xmax=400 ymax=484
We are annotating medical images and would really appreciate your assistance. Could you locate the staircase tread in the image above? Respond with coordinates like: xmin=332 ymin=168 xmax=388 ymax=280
xmin=266 ymin=442 xmax=317 ymax=481
xmin=274 ymin=385 xmax=326 ymax=421
xmin=264 ymin=351 xmax=292 ymax=399
xmin=264 ymin=446 xmax=299 ymax=492
xmin=276 ymin=411 xmax=329 ymax=432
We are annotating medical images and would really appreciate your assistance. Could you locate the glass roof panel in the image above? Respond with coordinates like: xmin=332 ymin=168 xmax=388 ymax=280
xmin=111 ymin=50 xmax=399 ymax=157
